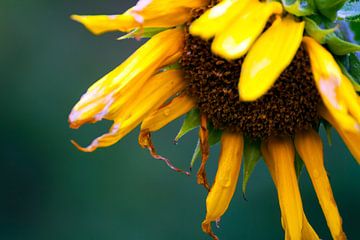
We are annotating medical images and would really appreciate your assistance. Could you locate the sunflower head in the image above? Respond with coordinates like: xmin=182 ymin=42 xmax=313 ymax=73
xmin=69 ymin=0 xmax=360 ymax=239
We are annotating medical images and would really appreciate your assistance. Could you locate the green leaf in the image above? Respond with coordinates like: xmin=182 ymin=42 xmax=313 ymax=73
xmin=326 ymin=32 xmax=360 ymax=55
xmin=190 ymin=140 xmax=201 ymax=170
xmin=295 ymin=152 xmax=305 ymax=178
xmin=337 ymin=1 xmax=360 ymax=22
xmin=314 ymin=0 xmax=347 ymax=20
xmin=305 ymin=17 xmax=336 ymax=43
xmin=174 ymin=108 xmax=200 ymax=142
xmin=349 ymin=52 xmax=360 ymax=78
xmin=282 ymin=0 xmax=315 ymax=16
xmin=189 ymin=125 xmax=222 ymax=169
xmin=118 ymin=27 xmax=168 ymax=40
xmin=242 ymin=139 xmax=261 ymax=195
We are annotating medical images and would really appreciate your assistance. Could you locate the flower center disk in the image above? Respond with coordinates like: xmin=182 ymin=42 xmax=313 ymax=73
xmin=180 ymin=14 xmax=321 ymax=139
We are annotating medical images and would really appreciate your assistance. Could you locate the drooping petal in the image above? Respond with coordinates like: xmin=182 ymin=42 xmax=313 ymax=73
xmin=72 ymin=70 xmax=186 ymax=152
xmin=71 ymin=13 xmax=138 ymax=35
xmin=72 ymin=0 xmax=207 ymax=35
xmin=301 ymin=215 xmax=320 ymax=240
xmin=211 ymin=1 xmax=283 ymax=60
xmin=190 ymin=0 xmax=252 ymax=40
xmin=261 ymin=142 xmax=320 ymax=240
xmin=69 ymin=29 xmax=184 ymax=129
xmin=320 ymin=105 xmax=360 ymax=164
xmin=303 ymin=36 xmax=360 ymax=133
xmin=295 ymin=129 xmax=346 ymax=239
xmin=202 ymin=132 xmax=244 ymax=240
xmin=239 ymin=16 xmax=304 ymax=101
xmin=263 ymin=137 xmax=303 ymax=240
xmin=141 ymin=94 xmax=196 ymax=132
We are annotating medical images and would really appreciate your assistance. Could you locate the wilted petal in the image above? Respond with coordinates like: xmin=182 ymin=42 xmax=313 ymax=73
xmin=202 ymin=132 xmax=244 ymax=240
xmin=263 ymin=137 xmax=303 ymax=240
xmin=320 ymin=105 xmax=360 ymax=164
xmin=303 ymin=36 xmax=360 ymax=133
xmin=261 ymin=142 xmax=319 ymax=240
xmin=69 ymin=29 xmax=184 ymax=129
xmin=72 ymin=70 xmax=186 ymax=152
xmin=295 ymin=129 xmax=346 ymax=239
xmin=239 ymin=16 xmax=304 ymax=101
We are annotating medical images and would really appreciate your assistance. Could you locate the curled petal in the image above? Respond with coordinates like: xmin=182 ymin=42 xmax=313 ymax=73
xmin=262 ymin=137 xmax=303 ymax=240
xmin=202 ymin=132 xmax=244 ymax=239
xmin=141 ymin=94 xmax=196 ymax=132
xmin=197 ymin=114 xmax=210 ymax=191
xmin=295 ymin=129 xmax=346 ymax=239
xmin=69 ymin=29 xmax=184 ymax=129
xmin=212 ymin=0 xmax=283 ymax=60
xmin=72 ymin=70 xmax=186 ymax=152
xmin=320 ymin=105 xmax=360 ymax=164
xmin=190 ymin=0 xmax=252 ymax=40
xmin=239 ymin=15 xmax=304 ymax=101
xmin=138 ymin=131 xmax=190 ymax=176
xmin=303 ymin=36 xmax=360 ymax=133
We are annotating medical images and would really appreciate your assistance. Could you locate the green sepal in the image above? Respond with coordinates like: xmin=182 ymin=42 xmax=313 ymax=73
xmin=118 ymin=27 xmax=168 ymax=40
xmin=314 ymin=0 xmax=347 ymax=20
xmin=242 ymin=138 xmax=261 ymax=195
xmin=326 ymin=32 xmax=360 ymax=55
xmin=336 ymin=54 xmax=360 ymax=92
xmin=305 ymin=17 xmax=336 ymax=43
xmin=161 ymin=62 xmax=181 ymax=72
xmin=174 ymin=108 xmax=200 ymax=142
xmin=295 ymin=152 xmax=305 ymax=179
xmin=282 ymin=0 xmax=315 ymax=16
xmin=189 ymin=125 xmax=222 ymax=169
xmin=337 ymin=1 xmax=360 ymax=22
xmin=321 ymin=119 xmax=333 ymax=145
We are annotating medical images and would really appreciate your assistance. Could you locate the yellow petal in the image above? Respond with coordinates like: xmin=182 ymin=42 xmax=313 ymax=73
xmin=141 ymin=94 xmax=196 ymax=132
xmin=261 ymin=141 xmax=319 ymax=240
xmin=69 ymin=29 xmax=184 ymax=129
xmin=129 ymin=0 xmax=207 ymax=28
xmin=295 ymin=129 xmax=347 ymax=240
xmin=264 ymin=137 xmax=303 ymax=240
xmin=211 ymin=1 xmax=283 ymax=59
xmin=303 ymin=36 xmax=360 ymax=133
xmin=72 ymin=70 xmax=187 ymax=152
xmin=239 ymin=16 xmax=304 ymax=101
xmin=202 ymin=132 xmax=244 ymax=239
xmin=301 ymin=215 xmax=320 ymax=240
xmin=71 ymin=13 xmax=137 ymax=35
xmin=190 ymin=0 xmax=252 ymax=40
xmin=72 ymin=0 xmax=207 ymax=35
xmin=320 ymin=105 xmax=360 ymax=164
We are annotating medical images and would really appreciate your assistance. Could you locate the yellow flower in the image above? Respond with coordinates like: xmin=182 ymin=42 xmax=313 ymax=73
xmin=69 ymin=0 xmax=359 ymax=239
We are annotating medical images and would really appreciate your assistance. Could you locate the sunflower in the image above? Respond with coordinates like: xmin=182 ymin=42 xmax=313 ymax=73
xmin=69 ymin=0 xmax=360 ymax=239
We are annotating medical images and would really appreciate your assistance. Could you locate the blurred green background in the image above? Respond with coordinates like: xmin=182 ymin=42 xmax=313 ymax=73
xmin=0 ymin=1 xmax=359 ymax=239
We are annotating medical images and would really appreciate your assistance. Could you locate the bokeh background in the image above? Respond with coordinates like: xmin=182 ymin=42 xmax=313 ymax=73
xmin=1 ymin=1 xmax=359 ymax=239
